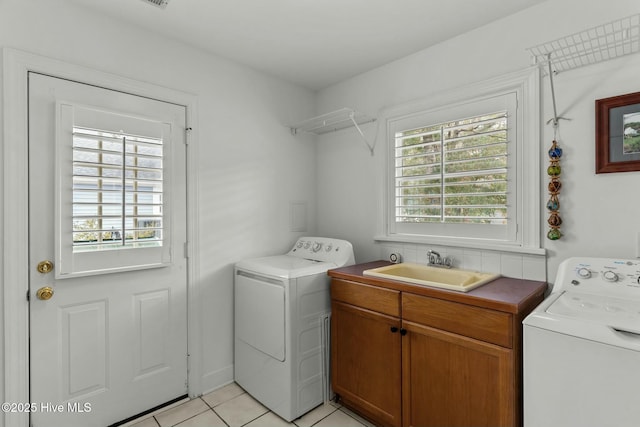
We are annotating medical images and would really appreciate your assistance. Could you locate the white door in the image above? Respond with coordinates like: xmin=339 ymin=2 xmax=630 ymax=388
xmin=28 ymin=73 xmax=188 ymax=427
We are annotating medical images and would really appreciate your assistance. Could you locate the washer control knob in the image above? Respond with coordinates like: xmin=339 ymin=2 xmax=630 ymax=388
xmin=296 ymin=241 xmax=304 ymax=248
xmin=325 ymin=244 xmax=333 ymax=252
xmin=602 ymin=270 xmax=618 ymax=282
xmin=312 ymin=242 xmax=322 ymax=252
xmin=576 ymin=268 xmax=592 ymax=279
xmin=304 ymin=241 xmax=311 ymax=249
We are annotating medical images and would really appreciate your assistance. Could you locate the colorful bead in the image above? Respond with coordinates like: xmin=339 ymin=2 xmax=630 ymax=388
xmin=547 ymin=228 xmax=562 ymax=240
xmin=546 ymin=195 xmax=559 ymax=211
xmin=547 ymin=163 xmax=561 ymax=176
xmin=548 ymin=212 xmax=562 ymax=227
xmin=548 ymin=178 xmax=562 ymax=193
xmin=548 ymin=141 xmax=563 ymax=159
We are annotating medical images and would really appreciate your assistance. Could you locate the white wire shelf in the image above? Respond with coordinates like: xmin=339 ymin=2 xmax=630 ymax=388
xmin=527 ymin=14 xmax=640 ymax=74
xmin=290 ymin=108 xmax=376 ymax=135
xmin=290 ymin=107 xmax=378 ymax=155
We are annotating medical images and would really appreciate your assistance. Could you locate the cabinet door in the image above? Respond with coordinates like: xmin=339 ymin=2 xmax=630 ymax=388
xmin=402 ymin=321 xmax=514 ymax=427
xmin=331 ymin=301 xmax=402 ymax=427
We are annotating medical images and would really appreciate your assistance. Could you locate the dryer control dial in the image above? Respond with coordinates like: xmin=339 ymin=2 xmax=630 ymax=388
xmin=312 ymin=242 xmax=323 ymax=252
xmin=602 ymin=270 xmax=619 ymax=282
xmin=576 ymin=267 xmax=592 ymax=279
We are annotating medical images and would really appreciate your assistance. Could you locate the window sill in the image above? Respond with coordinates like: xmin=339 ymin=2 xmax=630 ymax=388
xmin=374 ymin=234 xmax=546 ymax=256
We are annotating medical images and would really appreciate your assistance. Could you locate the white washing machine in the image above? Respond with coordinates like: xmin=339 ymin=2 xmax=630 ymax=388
xmin=524 ymin=257 xmax=640 ymax=427
xmin=234 ymin=237 xmax=355 ymax=421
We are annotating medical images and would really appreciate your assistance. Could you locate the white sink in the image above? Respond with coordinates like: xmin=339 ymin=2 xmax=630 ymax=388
xmin=363 ymin=263 xmax=500 ymax=292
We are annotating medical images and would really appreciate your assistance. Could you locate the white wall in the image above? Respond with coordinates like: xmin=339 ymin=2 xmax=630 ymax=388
xmin=316 ymin=0 xmax=640 ymax=284
xmin=0 ymin=0 xmax=317 ymax=412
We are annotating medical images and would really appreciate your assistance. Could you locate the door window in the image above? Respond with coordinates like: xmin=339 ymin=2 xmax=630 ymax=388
xmin=56 ymin=103 xmax=173 ymax=278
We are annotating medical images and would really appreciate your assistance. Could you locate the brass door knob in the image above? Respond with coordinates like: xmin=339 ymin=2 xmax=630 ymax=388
xmin=37 ymin=260 xmax=54 ymax=274
xmin=36 ymin=286 xmax=54 ymax=301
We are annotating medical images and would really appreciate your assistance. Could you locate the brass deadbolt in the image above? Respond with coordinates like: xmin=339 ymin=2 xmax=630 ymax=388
xmin=36 ymin=286 xmax=54 ymax=301
xmin=37 ymin=260 xmax=54 ymax=274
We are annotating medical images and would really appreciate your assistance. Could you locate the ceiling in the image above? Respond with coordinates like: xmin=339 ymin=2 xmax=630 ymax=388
xmin=69 ymin=0 xmax=546 ymax=90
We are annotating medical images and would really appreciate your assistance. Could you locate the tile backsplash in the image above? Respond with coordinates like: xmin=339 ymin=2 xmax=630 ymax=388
xmin=378 ymin=242 xmax=546 ymax=282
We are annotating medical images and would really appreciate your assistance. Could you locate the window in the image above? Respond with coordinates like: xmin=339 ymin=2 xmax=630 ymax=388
xmin=382 ymin=69 xmax=540 ymax=252
xmin=395 ymin=110 xmax=509 ymax=225
xmin=72 ymin=127 xmax=164 ymax=252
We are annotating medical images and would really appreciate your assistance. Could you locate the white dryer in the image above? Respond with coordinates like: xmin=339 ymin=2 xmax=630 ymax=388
xmin=234 ymin=237 xmax=355 ymax=421
xmin=524 ymin=257 xmax=640 ymax=427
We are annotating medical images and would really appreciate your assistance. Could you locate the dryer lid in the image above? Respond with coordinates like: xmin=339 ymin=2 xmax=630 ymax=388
xmin=235 ymin=255 xmax=336 ymax=279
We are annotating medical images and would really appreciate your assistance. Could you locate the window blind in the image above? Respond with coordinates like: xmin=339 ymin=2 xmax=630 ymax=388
xmin=394 ymin=111 xmax=508 ymax=225
xmin=72 ymin=127 xmax=164 ymax=251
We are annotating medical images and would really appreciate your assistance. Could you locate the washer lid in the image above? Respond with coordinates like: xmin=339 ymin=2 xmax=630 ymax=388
xmin=525 ymin=291 xmax=640 ymax=351
xmin=547 ymin=292 xmax=640 ymax=324
xmin=235 ymin=255 xmax=336 ymax=279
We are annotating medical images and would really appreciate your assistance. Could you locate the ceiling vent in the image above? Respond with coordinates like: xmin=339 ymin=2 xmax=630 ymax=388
xmin=140 ymin=0 xmax=170 ymax=9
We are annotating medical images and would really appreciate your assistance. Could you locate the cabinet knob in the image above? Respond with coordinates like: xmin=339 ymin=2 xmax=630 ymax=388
xmin=390 ymin=326 xmax=399 ymax=333
xmin=400 ymin=328 xmax=407 ymax=336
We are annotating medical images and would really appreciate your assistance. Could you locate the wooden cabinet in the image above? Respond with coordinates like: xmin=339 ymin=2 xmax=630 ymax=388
xmin=329 ymin=262 xmax=546 ymax=427
xmin=402 ymin=299 xmax=514 ymax=427
xmin=331 ymin=279 xmax=402 ymax=427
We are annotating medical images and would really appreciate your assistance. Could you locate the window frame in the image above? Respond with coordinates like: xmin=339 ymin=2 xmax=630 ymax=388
xmin=56 ymin=101 xmax=174 ymax=278
xmin=391 ymin=94 xmax=516 ymax=240
xmin=377 ymin=67 xmax=542 ymax=254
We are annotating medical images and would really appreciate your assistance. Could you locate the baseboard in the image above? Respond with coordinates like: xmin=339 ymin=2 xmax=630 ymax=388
xmin=200 ymin=364 xmax=234 ymax=395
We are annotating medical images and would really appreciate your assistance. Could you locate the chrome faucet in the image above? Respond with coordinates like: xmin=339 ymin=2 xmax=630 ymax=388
xmin=427 ymin=250 xmax=441 ymax=265
xmin=427 ymin=250 xmax=453 ymax=268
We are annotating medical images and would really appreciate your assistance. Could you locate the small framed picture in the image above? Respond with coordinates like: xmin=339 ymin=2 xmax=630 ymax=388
xmin=596 ymin=91 xmax=640 ymax=173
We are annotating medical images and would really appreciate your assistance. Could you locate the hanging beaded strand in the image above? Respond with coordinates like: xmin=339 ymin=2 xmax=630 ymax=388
xmin=544 ymin=56 xmax=567 ymax=240
xmin=546 ymin=140 xmax=563 ymax=240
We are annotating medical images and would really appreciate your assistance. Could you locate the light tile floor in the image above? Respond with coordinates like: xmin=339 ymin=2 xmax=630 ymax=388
xmin=123 ymin=383 xmax=376 ymax=427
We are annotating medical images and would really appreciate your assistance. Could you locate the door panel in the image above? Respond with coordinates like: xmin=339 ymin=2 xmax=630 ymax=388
xmin=28 ymin=72 xmax=188 ymax=427
xmin=60 ymin=301 xmax=108 ymax=399
xmin=133 ymin=289 xmax=171 ymax=377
